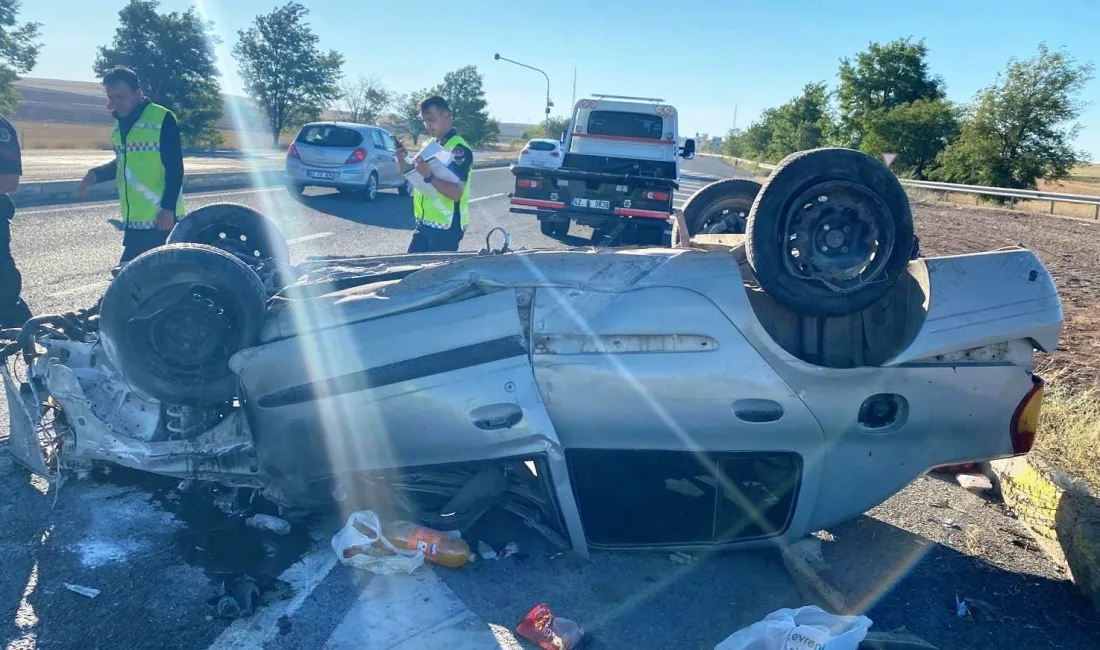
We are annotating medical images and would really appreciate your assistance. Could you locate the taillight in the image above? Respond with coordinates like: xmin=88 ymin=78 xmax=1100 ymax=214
xmin=644 ymin=191 xmax=670 ymax=201
xmin=521 ymin=147 xmax=530 ymax=154
xmin=517 ymin=179 xmax=542 ymax=189
xmin=287 ymin=143 xmax=300 ymax=159
xmin=346 ymin=148 xmax=366 ymax=164
xmin=1010 ymin=375 xmax=1045 ymax=454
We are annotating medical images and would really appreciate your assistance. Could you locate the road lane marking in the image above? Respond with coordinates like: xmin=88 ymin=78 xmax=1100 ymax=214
xmin=287 ymin=232 xmax=333 ymax=245
xmin=471 ymin=192 xmax=506 ymax=203
xmin=17 ymin=186 xmax=284 ymax=216
xmin=48 ymin=280 xmax=110 ymax=298
xmin=205 ymin=545 xmax=339 ymax=650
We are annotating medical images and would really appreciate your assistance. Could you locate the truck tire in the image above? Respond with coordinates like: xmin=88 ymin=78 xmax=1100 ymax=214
xmin=745 ymin=148 xmax=914 ymax=317
xmin=540 ymin=220 xmax=556 ymax=237
xmin=99 ymin=243 xmax=268 ymax=406
xmin=553 ymin=220 xmax=571 ymax=236
xmin=682 ymin=178 xmax=762 ymax=235
xmin=169 ymin=203 xmax=291 ymax=268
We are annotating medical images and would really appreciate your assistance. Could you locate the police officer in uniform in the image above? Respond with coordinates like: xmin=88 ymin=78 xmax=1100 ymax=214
xmin=78 ymin=66 xmax=185 ymax=275
xmin=0 ymin=113 xmax=31 ymax=327
xmin=395 ymin=96 xmax=474 ymax=253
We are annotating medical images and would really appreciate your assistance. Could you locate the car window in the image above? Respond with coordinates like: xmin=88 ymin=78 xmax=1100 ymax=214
xmin=380 ymin=131 xmax=396 ymax=151
xmin=369 ymin=130 xmax=386 ymax=149
xmin=295 ymin=125 xmax=363 ymax=148
xmin=528 ymin=141 xmax=557 ymax=151
xmin=587 ymin=111 xmax=664 ymax=140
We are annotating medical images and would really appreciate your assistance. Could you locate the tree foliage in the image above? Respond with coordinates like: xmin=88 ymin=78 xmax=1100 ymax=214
xmin=524 ymin=115 xmax=570 ymax=141
xmin=337 ymin=74 xmax=392 ymax=125
xmin=391 ymin=89 xmax=430 ymax=145
xmin=727 ymin=84 xmax=833 ymax=163
xmin=860 ymin=98 xmax=959 ymax=178
xmin=837 ymin=38 xmax=945 ymax=146
xmin=0 ymin=0 xmax=42 ymax=116
xmin=932 ymin=44 xmax=1095 ymax=189
xmin=233 ymin=2 xmax=343 ymax=147
xmin=95 ymin=0 xmax=222 ymax=148
xmin=430 ymin=65 xmax=498 ymax=147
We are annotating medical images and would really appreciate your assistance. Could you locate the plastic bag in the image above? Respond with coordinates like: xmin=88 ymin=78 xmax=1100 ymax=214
xmin=331 ymin=510 xmax=425 ymax=575
xmin=714 ymin=606 xmax=871 ymax=650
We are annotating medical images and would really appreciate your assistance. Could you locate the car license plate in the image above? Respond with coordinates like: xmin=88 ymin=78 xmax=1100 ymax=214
xmin=307 ymin=170 xmax=338 ymax=180
xmin=572 ymin=198 xmax=611 ymax=210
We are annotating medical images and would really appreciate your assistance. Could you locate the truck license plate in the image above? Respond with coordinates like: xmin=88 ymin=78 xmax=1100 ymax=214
xmin=572 ymin=198 xmax=610 ymax=210
xmin=307 ymin=170 xmax=338 ymax=180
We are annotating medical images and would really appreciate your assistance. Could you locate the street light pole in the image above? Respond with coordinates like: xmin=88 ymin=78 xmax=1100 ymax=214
xmin=494 ymin=53 xmax=552 ymax=132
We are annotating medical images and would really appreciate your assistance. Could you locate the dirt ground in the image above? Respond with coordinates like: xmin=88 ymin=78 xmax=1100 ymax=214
xmin=911 ymin=201 xmax=1100 ymax=391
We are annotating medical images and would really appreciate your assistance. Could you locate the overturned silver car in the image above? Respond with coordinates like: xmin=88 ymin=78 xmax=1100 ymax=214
xmin=3 ymin=148 xmax=1062 ymax=557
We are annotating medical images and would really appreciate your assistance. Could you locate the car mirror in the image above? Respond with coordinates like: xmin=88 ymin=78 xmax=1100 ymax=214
xmin=680 ymin=138 xmax=696 ymax=160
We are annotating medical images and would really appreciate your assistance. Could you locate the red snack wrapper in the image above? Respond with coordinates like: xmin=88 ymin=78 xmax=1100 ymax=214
xmin=516 ymin=603 xmax=584 ymax=650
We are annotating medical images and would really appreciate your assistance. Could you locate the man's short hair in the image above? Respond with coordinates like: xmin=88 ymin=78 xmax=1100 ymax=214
xmin=419 ymin=95 xmax=450 ymax=114
xmin=102 ymin=66 xmax=141 ymax=91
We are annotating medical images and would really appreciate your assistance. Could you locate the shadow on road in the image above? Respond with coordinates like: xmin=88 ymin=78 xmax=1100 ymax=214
xmin=290 ymin=189 xmax=415 ymax=231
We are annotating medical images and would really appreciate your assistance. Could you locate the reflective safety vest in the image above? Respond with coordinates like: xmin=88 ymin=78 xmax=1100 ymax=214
xmin=110 ymin=102 xmax=185 ymax=228
xmin=412 ymin=133 xmax=471 ymax=231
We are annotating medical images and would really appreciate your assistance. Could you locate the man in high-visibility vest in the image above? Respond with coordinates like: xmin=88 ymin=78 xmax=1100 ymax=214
xmin=395 ymin=95 xmax=473 ymax=253
xmin=78 ymin=66 xmax=185 ymax=275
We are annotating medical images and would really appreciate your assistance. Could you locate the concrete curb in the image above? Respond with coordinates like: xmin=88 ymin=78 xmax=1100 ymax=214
xmin=12 ymin=160 xmax=513 ymax=209
xmin=989 ymin=455 xmax=1100 ymax=610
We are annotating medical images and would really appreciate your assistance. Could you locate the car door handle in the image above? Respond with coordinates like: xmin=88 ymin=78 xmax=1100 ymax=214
xmin=732 ymin=399 xmax=784 ymax=423
xmin=469 ymin=403 xmax=524 ymax=430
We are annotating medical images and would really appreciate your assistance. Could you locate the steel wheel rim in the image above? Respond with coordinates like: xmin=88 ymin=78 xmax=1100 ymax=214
xmin=189 ymin=223 xmax=273 ymax=263
xmin=781 ymin=180 xmax=895 ymax=294
xmin=367 ymin=175 xmax=377 ymax=200
xmin=699 ymin=197 xmax=752 ymax=234
xmin=144 ymin=286 xmax=236 ymax=371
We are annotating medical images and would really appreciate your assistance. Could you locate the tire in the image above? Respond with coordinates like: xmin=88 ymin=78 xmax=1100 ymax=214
xmin=540 ymin=220 xmax=557 ymax=237
xmin=99 ymin=243 xmax=268 ymax=406
xmin=287 ymin=183 xmax=305 ymax=196
xmin=361 ymin=173 xmax=378 ymax=202
xmin=681 ymin=178 xmax=762 ymax=235
xmin=168 ymin=202 xmax=291 ymax=268
xmin=745 ymin=148 xmax=915 ymax=317
xmin=398 ymin=178 xmax=413 ymax=197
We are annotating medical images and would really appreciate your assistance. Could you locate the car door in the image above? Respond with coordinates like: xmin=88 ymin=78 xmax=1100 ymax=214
xmin=529 ymin=284 xmax=826 ymax=549
xmin=369 ymin=129 xmax=398 ymax=185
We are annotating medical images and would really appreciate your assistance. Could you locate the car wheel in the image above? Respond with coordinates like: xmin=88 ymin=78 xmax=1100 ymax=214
xmin=287 ymin=183 xmax=305 ymax=196
xmin=745 ymin=147 xmax=915 ymax=317
xmin=398 ymin=178 xmax=413 ymax=197
xmin=361 ymin=173 xmax=378 ymax=202
xmin=168 ymin=202 xmax=291 ymax=268
xmin=682 ymin=178 xmax=762 ymax=235
xmin=99 ymin=243 xmax=268 ymax=406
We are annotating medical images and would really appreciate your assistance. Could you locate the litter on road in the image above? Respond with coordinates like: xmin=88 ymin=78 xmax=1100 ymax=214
xmin=63 ymin=583 xmax=101 ymax=599
xmin=516 ymin=603 xmax=585 ymax=650
xmin=713 ymin=605 xmax=871 ymax=650
xmin=244 ymin=513 xmax=292 ymax=536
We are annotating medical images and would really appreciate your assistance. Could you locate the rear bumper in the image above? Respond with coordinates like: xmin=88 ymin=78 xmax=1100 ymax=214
xmin=285 ymin=161 xmax=370 ymax=189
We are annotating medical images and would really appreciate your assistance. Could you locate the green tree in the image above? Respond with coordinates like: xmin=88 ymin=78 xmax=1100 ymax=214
xmin=0 ymin=0 xmax=42 ymax=115
xmin=431 ymin=65 xmax=499 ymax=147
xmin=337 ymin=74 xmax=392 ymax=124
xmin=837 ymin=38 xmax=945 ymax=146
xmin=766 ymin=82 xmax=834 ymax=160
xmin=525 ymin=115 xmax=570 ymax=141
xmin=391 ymin=89 xmax=430 ymax=145
xmin=95 ymin=0 xmax=223 ymax=148
xmin=233 ymin=2 xmax=343 ymax=148
xmin=738 ymin=110 xmax=777 ymax=161
xmin=860 ymin=99 xmax=960 ymax=178
xmin=932 ymin=44 xmax=1095 ymax=190
xmin=722 ymin=127 xmax=745 ymax=158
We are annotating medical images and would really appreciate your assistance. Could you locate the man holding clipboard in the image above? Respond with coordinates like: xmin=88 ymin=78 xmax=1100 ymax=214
xmin=395 ymin=95 xmax=474 ymax=253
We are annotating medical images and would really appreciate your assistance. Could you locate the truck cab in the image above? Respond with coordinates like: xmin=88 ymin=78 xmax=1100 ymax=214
xmin=510 ymin=95 xmax=696 ymax=245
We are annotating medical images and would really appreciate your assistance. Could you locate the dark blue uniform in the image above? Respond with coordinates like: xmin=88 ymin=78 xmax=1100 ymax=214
xmin=0 ymin=114 xmax=30 ymax=327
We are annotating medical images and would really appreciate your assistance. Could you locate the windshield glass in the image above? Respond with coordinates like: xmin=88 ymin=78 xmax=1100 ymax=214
xmin=586 ymin=110 xmax=664 ymax=139
xmin=296 ymin=125 xmax=363 ymax=148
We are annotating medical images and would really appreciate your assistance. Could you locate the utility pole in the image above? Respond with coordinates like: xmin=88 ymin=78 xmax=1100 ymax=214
xmin=732 ymin=103 xmax=738 ymax=131
xmin=571 ymin=68 xmax=577 ymax=108
xmin=494 ymin=53 xmax=552 ymax=132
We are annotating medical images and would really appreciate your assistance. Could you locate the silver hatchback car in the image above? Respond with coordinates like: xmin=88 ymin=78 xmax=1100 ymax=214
xmin=285 ymin=122 xmax=412 ymax=201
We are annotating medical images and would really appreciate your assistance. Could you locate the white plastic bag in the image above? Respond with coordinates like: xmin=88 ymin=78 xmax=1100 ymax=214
xmin=714 ymin=606 xmax=872 ymax=650
xmin=331 ymin=510 xmax=425 ymax=575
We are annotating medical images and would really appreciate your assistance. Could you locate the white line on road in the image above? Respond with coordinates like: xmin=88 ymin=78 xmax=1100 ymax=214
xmin=470 ymin=192 xmax=506 ymax=203
xmin=47 ymin=280 xmax=110 ymax=298
xmin=205 ymin=546 xmax=339 ymax=650
xmin=287 ymin=232 xmax=333 ymax=245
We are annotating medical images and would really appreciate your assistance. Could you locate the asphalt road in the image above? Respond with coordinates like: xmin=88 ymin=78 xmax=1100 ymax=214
xmin=3 ymin=156 xmax=1095 ymax=650
xmin=19 ymin=149 xmax=287 ymax=183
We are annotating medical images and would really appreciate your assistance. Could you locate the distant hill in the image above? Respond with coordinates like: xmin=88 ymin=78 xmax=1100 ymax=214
xmin=13 ymin=77 xmax=535 ymax=140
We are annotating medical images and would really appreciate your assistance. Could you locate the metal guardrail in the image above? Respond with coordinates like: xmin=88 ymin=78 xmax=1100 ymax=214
xmin=698 ymin=153 xmax=1100 ymax=219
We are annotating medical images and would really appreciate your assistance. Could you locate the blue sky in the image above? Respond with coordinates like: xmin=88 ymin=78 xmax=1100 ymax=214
xmin=26 ymin=0 xmax=1100 ymax=159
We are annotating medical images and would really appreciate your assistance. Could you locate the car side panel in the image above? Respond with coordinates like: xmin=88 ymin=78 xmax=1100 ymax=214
xmin=530 ymin=285 xmax=826 ymax=545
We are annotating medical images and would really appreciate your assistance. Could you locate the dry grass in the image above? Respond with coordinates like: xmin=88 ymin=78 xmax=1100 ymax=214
xmin=12 ymin=120 xmax=296 ymax=151
xmin=1032 ymin=373 xmax=1100 ymax=494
